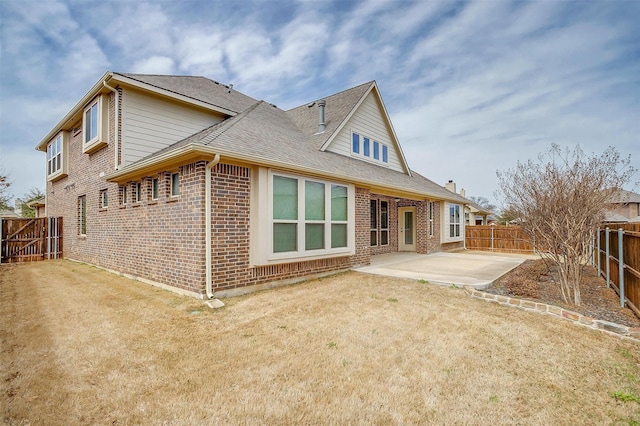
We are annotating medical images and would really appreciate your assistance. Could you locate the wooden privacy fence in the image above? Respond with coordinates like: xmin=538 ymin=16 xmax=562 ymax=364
xmin=1 ymin=217 xmax=63 ymax=263
xmin=594 ymin=223 xmax=640 ymax=317
xmin=465 ymin=225 xmax=535 ymax=254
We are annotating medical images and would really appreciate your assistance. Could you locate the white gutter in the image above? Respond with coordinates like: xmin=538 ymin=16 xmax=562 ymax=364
xmin=205 ymin=153 xmax=221 ymax=298
xmin=102 ymin=81 xmax=120 ymax=169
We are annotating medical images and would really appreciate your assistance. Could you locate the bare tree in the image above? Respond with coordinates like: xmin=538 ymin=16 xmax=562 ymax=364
xmin=468 ymin=196 xmax=496 ymax=212
xmin=497 ymin=144 xmax=637 ymax=305
xmin=0 ymin=171 xmax=12 ymax=211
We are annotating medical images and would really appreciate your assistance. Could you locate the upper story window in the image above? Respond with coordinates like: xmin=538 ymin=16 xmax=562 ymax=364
xmin=82 ymin=95 xmax=108 ymax=154
xmin=46 ymin=132 xmax=68 ymax=181
xmin=352 ymin=132 xmax=389 ymax=165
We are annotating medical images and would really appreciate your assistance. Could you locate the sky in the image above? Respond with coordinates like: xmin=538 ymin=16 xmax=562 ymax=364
xmin=1 ymin=0 xmax=639 ymax=210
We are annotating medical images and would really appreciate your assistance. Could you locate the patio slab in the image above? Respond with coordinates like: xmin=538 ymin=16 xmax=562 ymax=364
xmin=354 ymin=251 xmax=537 ymax=289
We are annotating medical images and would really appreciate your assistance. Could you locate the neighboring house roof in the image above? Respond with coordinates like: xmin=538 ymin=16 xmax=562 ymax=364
xmin=603 ymin=211 xmax=630 ymax=223
xmin=607 ymin=188 xmax=640 ymax=204
xmin=467 ymin=202 xmax=492 ymax=215
xmin=107 ymin=96 xmax=467 ymax=203
xmin=0 ymin=209 xmax=20 ymax=218
xmin=26 ymin=197 xmax=45 ymax=208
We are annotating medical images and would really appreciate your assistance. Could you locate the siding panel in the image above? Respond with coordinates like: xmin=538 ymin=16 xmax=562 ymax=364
xmin=326 ymin=92 xmax=405 ymax=173
xmin=121 ymin=89 xmax=225 ymax=165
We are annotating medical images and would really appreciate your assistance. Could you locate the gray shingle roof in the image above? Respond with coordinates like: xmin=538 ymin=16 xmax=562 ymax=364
xmin=112 ymin=75 xmax=468 ymax=202
xmin=116 ymin=73 xmax=259 ymax=114
xmin=138 ymin=99 xmax=468 ymax=202
xmin=286 ymin=82 xmax=373 ymax=149
xmin=608 ymin=189 xmax=640 ymax=204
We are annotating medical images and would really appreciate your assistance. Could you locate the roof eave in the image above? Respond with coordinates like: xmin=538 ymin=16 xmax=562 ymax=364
xmin=106 ymin=143 xmax=466 ymax=201
xmin=35 ymin=71 xmax=113 ymax=152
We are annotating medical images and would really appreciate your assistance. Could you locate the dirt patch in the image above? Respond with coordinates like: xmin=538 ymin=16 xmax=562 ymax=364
xmin=2 ymin=260 xmax=640 ymax=425
xmin=487 ymin=259 xmax=640 ymax=328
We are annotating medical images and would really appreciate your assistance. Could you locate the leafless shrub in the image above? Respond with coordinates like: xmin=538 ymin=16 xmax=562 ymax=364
xmin=497 ymin=144 xmax=636 ymax=305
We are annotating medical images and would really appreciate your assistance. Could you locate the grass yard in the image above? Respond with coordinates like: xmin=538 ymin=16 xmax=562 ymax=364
xmin=2 ymin=260 xmax=639 ymax=425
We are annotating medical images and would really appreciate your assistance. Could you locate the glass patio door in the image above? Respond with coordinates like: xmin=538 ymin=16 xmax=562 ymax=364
xmin=398 ymin=207 xmax=416 ymax=251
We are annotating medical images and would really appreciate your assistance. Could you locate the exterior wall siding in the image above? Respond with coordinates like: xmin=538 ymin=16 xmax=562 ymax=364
xmin=43 ymin=88 xmax=462 ymax=298
xmin=121 ymin=88 xmax=225 ymax=166
xmin=46 ymin=90 xmax=208 ymax=294
xmin=327 ymin=92 xmax=405 ymax=173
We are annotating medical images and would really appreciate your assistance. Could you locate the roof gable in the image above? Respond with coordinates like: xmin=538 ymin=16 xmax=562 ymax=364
xmin=286 ymin=82 xmax=411 ymax=174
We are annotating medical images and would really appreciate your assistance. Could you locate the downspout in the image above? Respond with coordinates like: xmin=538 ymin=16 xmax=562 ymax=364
xmin=205 ymin=154 xmax=221 ymax=298
xmin=102 ymin=81 xmax=120 ymax=170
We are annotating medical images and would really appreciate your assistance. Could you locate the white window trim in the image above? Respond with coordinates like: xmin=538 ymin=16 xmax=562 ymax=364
xmin=100 ymin=189 xmax=108 ymax=209
xmin=46 ymin=131 xmax=68 ymax=181
xmin=152 ymin=178 xmax=159 ymax=200
xmin=82 ymin=95 xmax=108 ymax=154
xmin=442 ymin=202 xmax=464 ymax=243
xmin=170 ymin=172 xmax=180 ymax=197
xmin=252 ymin=169 xmax=355 ymax=265
xmin=351 ymin=131 xmax=390 ymax=166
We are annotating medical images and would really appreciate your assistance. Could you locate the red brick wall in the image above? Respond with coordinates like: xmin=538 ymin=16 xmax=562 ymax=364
xmin=46 ymin=91 xmax=208 ymax=294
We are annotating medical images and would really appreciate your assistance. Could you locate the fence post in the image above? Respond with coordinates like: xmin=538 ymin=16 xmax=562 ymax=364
xmin=490 ymin=226 xmax=494 ymax=252
xmin=596 ymin=227 xmax=601 ymax=276
xmin=605 ymin=227 xmax=610 ymax=288
xmin=618 ymin=228 xmax=625 ymax=308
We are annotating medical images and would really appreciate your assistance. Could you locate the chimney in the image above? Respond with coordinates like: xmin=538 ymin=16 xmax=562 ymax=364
xmin=460 ymin=188 xmax=466 ymax=197
xmin=317 ymin=99 xmax=326 ymax=133
xmin=445 ymin=180 xmax=456 ymax=193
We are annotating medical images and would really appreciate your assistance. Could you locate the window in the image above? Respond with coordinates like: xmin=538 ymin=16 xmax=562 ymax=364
xmin=351 ymin=132 xmax=389 ymax=164
xmin=370 ymin=199 xmax=389 ymax=246
xmin=271 ymin=174 xmax=349 ymax=256
xmin=84 ymin=101 xmax=98 ymax=144
xmin=171 ymin=173 xmax=179 ymax=196
xmin=370 ymin=200 xmax=378 ymax=246
xmin=82 ymin=95 xmax=107 ymax=153
xmin=135 ymin=182 xmax=142 ymax=203
xmin=121 ymin=186 xmax=128 ymax=205
xmin=46 ymin=132 xmax=67 ymax=180
xmin=100 ymin=189 xmax=108 ymax=208
xmin=380 ymin=201 xmax=389 ymax=245
xmin=152 ymin=178 xmax=159 ymax=200
xmin=449 ymin=204 xmax=461 ymax=238
xmin=78 ymin=195 xmax=87 ymax=235
xmin=428 ymin=201 xmax=435 ymax=237
xmin=47 ymin=135 xmax=62 ymax=176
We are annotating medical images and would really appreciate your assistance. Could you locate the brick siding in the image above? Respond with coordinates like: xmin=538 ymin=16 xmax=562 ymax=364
xmin=45 ymin=89 xmax=458 ymax=297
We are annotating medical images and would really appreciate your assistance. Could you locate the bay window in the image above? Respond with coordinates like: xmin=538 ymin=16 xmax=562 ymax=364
xmin=269 ymin=172 xmax=352 ymax=259
xmin=46 ymin=132 xmax=68 ymax=181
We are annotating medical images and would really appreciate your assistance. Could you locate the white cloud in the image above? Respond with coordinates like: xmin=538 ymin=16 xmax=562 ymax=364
xmin=175 ymin=30 xmax=225 ymax=77
xmin=133 ymin=56 xmax=176 ymax=74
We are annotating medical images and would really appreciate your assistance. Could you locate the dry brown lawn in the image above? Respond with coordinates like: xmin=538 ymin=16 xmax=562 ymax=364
xmin=2 ymin=260 xmax=639 ymax=425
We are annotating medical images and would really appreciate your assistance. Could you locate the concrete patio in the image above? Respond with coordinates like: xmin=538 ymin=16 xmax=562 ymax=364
xmin=354 ymin=250 xmax=538 ymax=289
